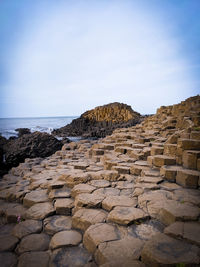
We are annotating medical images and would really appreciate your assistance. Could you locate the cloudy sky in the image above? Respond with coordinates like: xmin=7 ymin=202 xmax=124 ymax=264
xmin=0 ymin=0 xmax=199 ymax=117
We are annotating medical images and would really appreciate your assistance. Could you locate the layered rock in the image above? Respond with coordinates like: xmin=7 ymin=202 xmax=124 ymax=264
xmin=52 ymin=102 xmax=142 ymax=138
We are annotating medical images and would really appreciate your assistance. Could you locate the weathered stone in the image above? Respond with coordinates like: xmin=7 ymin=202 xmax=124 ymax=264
xmin=164 ymin=221 xmax=200 ymax=246
xmin=54 ymin=198 xmax=74 ymax=215
xmin=71 ymin=184 xmax=96 ymax=198
xmin=141 ymin=233 xmax=200 ymax=266
xmin=93 ymin=187 xmax=120 ymax=196
xmin=72 ymin=208 xmax=107 ymax=231
xmin=12 ymin=219 xmax=42 ymax=239
xmin=89 ymin=180 xmax=110 ymax=188
xmin=150 ymin=146 xmax=164 ymax=156
xmin=91 ymin=170 xmax=119 ymax=182
xmin=102 ymin=196 xmax=137 ymax=211
xmin=137 ymin=176 xmax=163 ymax=184
xmin=95 ymin=236 xmax=144 ymax=265
xmin=100 ymin=260 xmax=146 ymax=267
xmin=160 ymin=165 xmax=182 ymax=182
xmin=176 ymin=168 xmax=200 ymax=188
xmin=0 ymin=235 xmax=19 ymax=251
xmin=83 ymin=223 xmax=120 ymax=253
xmin=16 ymin=233 xmax=50 ymax=254
xmin=50 ymin=247 xmax=92 ymax=267
xmin=74 ymin=162 xmax=89 ymax=170
xmin=178 ymin=138 xmax=200 ymax=150
xmin=75 ymin=193 xmax=105 ymax=208
xmin=25 ymin=202 xmax=55 ymax=220
xmin=48 ymin=187 xmax=71 ymax=199
xmin=172 ymin=188 xmax=200 ymax=206
xmin=44 ymin=215 xmax=72 ymax=235
xmin=153 ymin=155 xmax=176 ymax=167
xmin=0 ymin=252 xmax=17 ymax=267
xmin=5 ymin=204 xmax=27 ymax=223
xmin=113 ymin=166 xmax=130 ymax=174
xmin=50 ymin=230 xmax=82 ymax=249
xmin=159 ymin=200 xmax=200 ymax=225
xmin=108 ymin=206 xmax=148 ymax=225
xmin=131 ymin=222 xmax=163 ymax=241
xmin=18 ymin=251 xmax=50 ymax=267
xmin=23 ymin=189 xmax=49 ymax=207
xmin=182 ymin=150 xmax=200 ymax=169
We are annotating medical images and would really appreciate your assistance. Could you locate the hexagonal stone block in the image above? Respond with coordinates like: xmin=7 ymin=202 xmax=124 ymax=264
xmin=18 ymin=251 xmax=50 ymax=267
xmin=102 ymin=196 xmax=137 ymax=211
xmin=48 ymin=187 xmax=71 ymax=199
xmin=0 ymin=252 xmax=17 ymax=267
xmin=25 ymin=202 xmax=55 ymax=220
xmin=141 ymin=233 xmax=200 ymax=266
xmin=71 ymin=184 xmax=96 ymax=198
xmin=23 ymin=190 xmax=49 ymax=207
xmin=74 ymin=193 xmax=105 ymax=208
xmin=44 ymin=215 xmax=72 ymax=235
xmin=72 ymin=208 xmax=107 ymax=231
xmin=153 ymin=155 xmax=176 ymax=167
xmin=89 ymin=180 xmax=110 ymax=188
xmin=176 ymin=169 xmax=200 ymax=188
xmin=0 ymin=235 xmax=19 ymax=252
xmin=54 ymin=198 xmax=74 ymax=215
xmin=50 ymin=230 xmax=82 ymax=249
xmin=108 ymin=206 xmax=148 ymax=225
xmin=83 ymin=223 xmax=120 ymax=253
xmin=12 ymin=219 xmax=42 ymax=239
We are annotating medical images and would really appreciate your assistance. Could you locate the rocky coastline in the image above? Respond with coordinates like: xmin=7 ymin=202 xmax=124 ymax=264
xmin=0 ymin=95 xmax=200 ymax=266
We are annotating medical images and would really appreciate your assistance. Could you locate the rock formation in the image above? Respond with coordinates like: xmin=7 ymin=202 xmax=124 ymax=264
xmin=15 ymin=128 xmax=31 ymax=137
xmin=0 ymin=95 xmax=200 ymax=266
xmin=52 ymin=102 xmax=142 ymax=138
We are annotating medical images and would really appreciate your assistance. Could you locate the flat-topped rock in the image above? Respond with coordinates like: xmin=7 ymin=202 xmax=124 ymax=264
xmin=141 ymin=233 xmax=200 ymax=266
xmin=108 ymin=206 xmax=148 ymax=225
xmin=0 ymin=234 xmax=19 ymax=251
xmin=75 ymin=193 xmax=105 ymax=208
xmin=0 ymin=252 xmax=17 ymax=267
xmin=50 ymin=230 xmax=82 ymax=249
xmin=93 ymin=187 xmax=120 ymax=196
xmin=159 ymin=200 xmax=200 ymax=225
xmin=48 ymin=187 xmax=71 ymax=199
xmin=23 ymin=189 xmax=49 ymax=207
xmin=83 ymin=223 xmax=120 ymax=253
xmin=16 ymin=233 xmax=50 ymax=254
xmin=71 ymin=184 xmax=96 ymax=198
xmin=95 ymin=236 xmax=144 ymax=265
xmin=172 ymin=188 xmax=200 ymax=206
xmin=153 ymin=155 xmax=176 ymax=167
xmin=12 ymin=219 xmax=42 ymax=239
xmin=160 ymin=165 xmax=183 ymax=182
xmin=25 ymin=202 xmax=55 ymax=220
xmin=100 ymin=260 xmax=146 ymax=267
xmin=50 ymin=246 xmax=92 ymax=267
xmin=72 ymin=208 xmax=107 ymax=231
xmin=18 ymin=251 xmax=50 ymax=267
xmin=102 ymin=195 xmax=137 ymax=211
xmin=164 ymin=221 xmax=200 ymax=246
xmin=91 ymin=170 xmax=119 ymax=181
xmin=44 ymin=215 xmax=72 ymax=235
xmin=89 ymin=180 xmax=110 ymax=188
xmin=5 ymin=204 xmax=27 ymax=223
xmin=54 ymin=198 xmax=74 ymax=215
xmin=176 ymin=168 xmax=200 ymax=188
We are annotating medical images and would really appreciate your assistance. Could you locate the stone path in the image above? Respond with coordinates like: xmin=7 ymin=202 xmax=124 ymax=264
xmin=0 ymin=95 xmax=200 ymax=266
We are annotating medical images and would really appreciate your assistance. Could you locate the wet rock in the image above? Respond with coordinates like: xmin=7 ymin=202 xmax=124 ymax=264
xmin=141 ymin=233 xmax=200 ymax=266
xmin=44 ymin=215 xmax=72 ymax=235
xmin=50 ymin=246 xmax=92 ymax=267
xmin=50 ymin=230 xmax=82 ymax=249
xmin=12 ymin=219 xmax=42 ymax=239
xmin=25 ymin=202 xmax=55 ymax=220
xmin=18 ymin=251 xmax=50 ymax=267
xmin=16 ymin=233 xmax=50 ymax=254
xmin=72 ymin=208 xmax=107 ymax=231
xmin=83 ymin=223 xmax=120 ymax=253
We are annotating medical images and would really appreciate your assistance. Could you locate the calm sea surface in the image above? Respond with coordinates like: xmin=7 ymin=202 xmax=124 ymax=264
xmin=0 ymin=116 xmax=77 ymax=139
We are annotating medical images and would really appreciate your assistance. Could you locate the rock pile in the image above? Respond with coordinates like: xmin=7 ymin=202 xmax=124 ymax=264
xmin=0 ymin=95 xmax=200 ymax=266
xmin=52 ymin=102 xmax=142 ymax=138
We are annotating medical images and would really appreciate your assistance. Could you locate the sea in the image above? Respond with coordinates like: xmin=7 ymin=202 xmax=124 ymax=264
xmin=0 ymin=116 xmax=78 ymax=139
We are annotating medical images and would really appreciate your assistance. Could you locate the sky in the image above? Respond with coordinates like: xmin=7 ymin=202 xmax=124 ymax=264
xmin=0 ymin=0 xmax=199 ymax=118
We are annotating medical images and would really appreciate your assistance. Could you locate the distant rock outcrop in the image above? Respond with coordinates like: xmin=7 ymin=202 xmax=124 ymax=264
xmin=52 ymin=102 xmax=142 ymax=138
xmin=4 ymin=131 xmax=63 ymax=168
xmin=15 ymin=128 xmax=31 ymax=137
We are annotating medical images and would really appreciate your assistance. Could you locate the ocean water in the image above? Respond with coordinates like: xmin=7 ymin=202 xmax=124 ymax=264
xmin=0 ymin=116 xmax=78 ymax=139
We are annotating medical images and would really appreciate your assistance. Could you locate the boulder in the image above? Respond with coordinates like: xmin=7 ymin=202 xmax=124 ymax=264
xmin=15 ymin=128 xmax=31 ymax=137
xmin=52 ymin=102 xmax=142 ymax=138
xmin=4 ymin=131 xmax=62 ymax=167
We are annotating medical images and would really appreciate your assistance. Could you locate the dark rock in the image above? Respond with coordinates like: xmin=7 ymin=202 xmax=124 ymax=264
xmin=53 ymin=102 xmax=142 ymax=138
xmin=16 ymin=128 xmax=31 ymax=137
xmin=4 ymin=131 xmax=62 ymax=168
xmin=0 ymin=136 xmax=8 ymax=177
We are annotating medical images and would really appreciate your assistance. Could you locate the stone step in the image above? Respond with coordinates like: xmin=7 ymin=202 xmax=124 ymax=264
xmin=182 ymin=150 xmax=200 ymax=170
xmin=150 ymin=146 xmax=164 ymax=156
xmin=176 ymin=168 xmax=200 ymax=188
xmin=163 ymin=144 xmax=177 ymax=157
xmin=160 ymin=165 xmax=183 ymax=182
xmin=152 ymin=155 xmax=176 ymax=167
xmin=190 ymin=131 xmax=200 ymax=140
xmin=178 ymin=138 xmax=200 ymax=150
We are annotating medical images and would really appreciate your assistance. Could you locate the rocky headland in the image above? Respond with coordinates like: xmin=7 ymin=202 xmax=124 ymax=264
xmin=52 ymin=102 xmax=143 ymax=138
xmin=0 ymin=95 xmax=200 ymax=266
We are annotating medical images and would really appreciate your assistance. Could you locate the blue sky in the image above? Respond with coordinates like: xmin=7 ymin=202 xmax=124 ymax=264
xmin=0 ymin=0 xmax=199 ymax=117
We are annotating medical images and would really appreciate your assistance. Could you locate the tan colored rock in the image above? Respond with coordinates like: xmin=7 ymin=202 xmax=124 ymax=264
xmin=153 ymin=155 xmax=176 ymax=167
xmin=95 ymin=236 xmax=144 ymax=265
xmin=23 ymin=189 xmax=49 ymax=207
xmin=83 ymin=223 xmax=120 ymax=253
xmin=108 ymin=206 xmax=148 ymax=225
xmin=18 ymin=251 xmax=50 ymax=267
xmin=48 ymin=187 xmax=71 ymax=199
xmin=89 ymin=180 xmax=110 ymax=188
xmin=113 ymin=166 xmax=130 ymax=174
xmin=141 ymin=233 xmax=200 ymax=266
xmin=50 ymin=230 xmax=82 ymax=249
xmin=0 ymin=235 xmax=19 ymax=252
xmin=16 ymin=233 xmax=50 ymax=254
xmin=182 ymin=150 xmax=200 ymax=169
xmin=178 ymin=138 xmax=200 ymax=150
xmin=172 ymin=188 xmax=200 ymax=206
xmin=44 ymin=215 xmax=72 ymax=235
xmin=72 ymin=208 xmax=107 ymax=231
xmin=75 ymin=193 xmax=105 ymax=208
xmin=12 ymin=219 xmax=42 ymax=239
xmin=93 ymin=187 xmax=120 ymax=196
xmin=25 ymin=202 xmax=55 ymax=220
xmin=99 ymin=260 xmax=146 ymax=267
xmin=5 ymin=204 xmax=27 ymax=223
xmin=71 ymin=184 xmax=96 ymax=198
xmin=102 ymin=196 xmax=137 ymax=211
xmin=176 ymin=168 xmax=200 ymax=188
xmin=150 ymin=146 xmax=164 ymax=156
xmin=160 ymin=165 xmax=182 ymax=182
xmin=54 ymin=198 xmax=74 ymax=215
